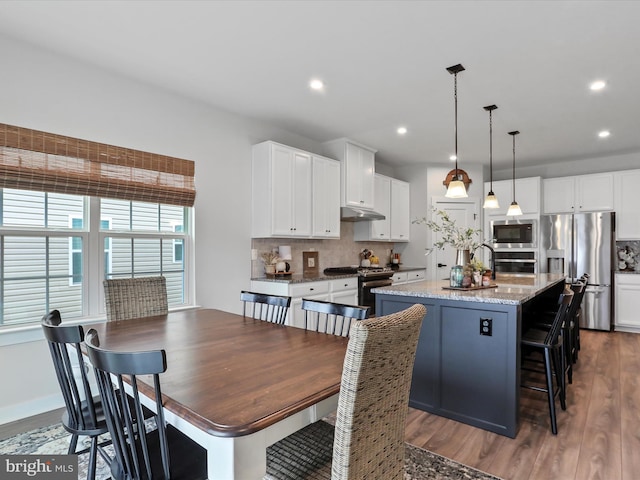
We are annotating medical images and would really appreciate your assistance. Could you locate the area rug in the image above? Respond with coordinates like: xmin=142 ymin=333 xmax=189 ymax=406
xmin=266 ymin=420 xmax=501 ymax=480
xmin=1 ymin=421 xmax=501 ymax=480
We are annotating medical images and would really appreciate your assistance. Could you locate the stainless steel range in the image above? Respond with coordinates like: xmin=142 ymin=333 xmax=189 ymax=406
xmin=324 ymin=266 xmax=394 ymax=315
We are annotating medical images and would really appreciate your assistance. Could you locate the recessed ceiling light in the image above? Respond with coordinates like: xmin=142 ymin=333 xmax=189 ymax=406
xmin=590 ymin=80 xmax=606 ymax=91
xmin=309 ymin=79 xmax=324 ymax=91
xmin=397 ymin=127 xmax=407 ymax=135
xmin=449 ymin=155 xmax=457 ymax=161
xmin=598 ymin=130 xmax=610 ymax=138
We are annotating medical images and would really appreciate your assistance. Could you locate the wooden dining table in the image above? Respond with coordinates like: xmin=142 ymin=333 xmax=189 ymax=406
xmin=86 ymin=308 xmax=350 ymax=479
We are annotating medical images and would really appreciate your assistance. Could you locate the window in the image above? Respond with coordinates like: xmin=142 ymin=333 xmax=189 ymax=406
xmin=0 ymin=189 xmax=191 ymax=327
xmin=173 ymin=225 xmax=184 ymax=263
xmin=69 ymin=217 xmax=83 ymax=286
xmin=69 ymin=217 xmax=112 ymax=286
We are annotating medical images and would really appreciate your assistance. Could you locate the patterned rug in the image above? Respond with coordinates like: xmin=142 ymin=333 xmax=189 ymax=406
xmin=0 ymin=421 xmax=501 ymax=480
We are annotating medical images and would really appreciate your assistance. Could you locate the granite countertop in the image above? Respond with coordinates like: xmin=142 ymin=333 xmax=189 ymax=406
xmin=251 ymin=272 xmax=359 ymax=284
xmin=251 ymin=266 xmax=426 ymax=284
xmin=372 ymin=273 xmax=566 ymax=305
xmin=388 ymin=265 xmax=426 ymax=272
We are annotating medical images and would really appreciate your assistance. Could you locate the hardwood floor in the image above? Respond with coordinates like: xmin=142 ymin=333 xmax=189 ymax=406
xmin=2 ymin=330 xmax=637 ymax=480
xmin=404 ymin=329 xmax=640 ymax=480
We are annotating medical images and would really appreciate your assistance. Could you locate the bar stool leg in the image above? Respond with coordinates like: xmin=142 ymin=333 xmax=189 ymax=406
xmin=544 ymin=348 xmax=558 ymax=435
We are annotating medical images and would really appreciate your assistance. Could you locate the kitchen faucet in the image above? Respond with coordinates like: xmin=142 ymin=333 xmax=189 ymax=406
xmin=481 ymin=243 xmax=496 ymax=280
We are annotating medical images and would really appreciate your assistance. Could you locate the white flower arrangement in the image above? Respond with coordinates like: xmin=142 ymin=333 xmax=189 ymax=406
xmin=413 ymin=208 xmax=483 ymax=251
xmin=260 ymin=251 xmax=280 ymax=265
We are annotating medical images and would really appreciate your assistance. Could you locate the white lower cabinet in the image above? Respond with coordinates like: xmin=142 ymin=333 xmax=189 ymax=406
xmin=406 ymin=269 xmax=426 ymax=283
xmin=391 ymin=272 xmax=408 ymax=284
xmin=250 ymin=277 xmax=358 ymax=329
xmin=615 ymin=274 xmax=640 ymax=331
xmin=391 ymin=269 xmax=426 ymax=285
xmin=328 ymin=278 xmax=359 ymax=305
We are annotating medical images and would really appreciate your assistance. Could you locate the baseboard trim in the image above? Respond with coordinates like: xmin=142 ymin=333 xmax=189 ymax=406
xmin=0 ymin=395 xmax=63 ymax=426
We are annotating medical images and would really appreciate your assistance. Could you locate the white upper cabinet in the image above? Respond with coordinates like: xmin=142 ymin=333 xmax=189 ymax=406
xmin=371 ymin=174 xmax=391 ymax=240
xmin=543 ymin=173 xmax=614 ymax=214
xmin=354 ymin=174 xmax=389 ymax=241
xmin=390 ymin=178 xmax=410 ymax=242
xmin=312 ymin=155 xmax=341 ymax=238
xmin=323 ymin=138 xmax=376 ymax=209
xmin=483 ymin=177 xmax=541 ymax=216
xmin=251 ymin=141 xmax=312 ymax=238
xmin=614 ymin=169 xmax=640 ymax=240
xmin=354 ymin=175 xmax=410 ymax=242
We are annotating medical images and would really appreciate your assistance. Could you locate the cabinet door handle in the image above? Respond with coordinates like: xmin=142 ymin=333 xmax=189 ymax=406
xmin=309 ymin=288 xmax=314 ymax=291
xmin=437 ymin=263 xmax=447 ymax=268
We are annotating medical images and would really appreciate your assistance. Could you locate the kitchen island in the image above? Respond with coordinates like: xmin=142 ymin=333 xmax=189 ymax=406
xmin=373 ymin=273 xmax=565 ymax=438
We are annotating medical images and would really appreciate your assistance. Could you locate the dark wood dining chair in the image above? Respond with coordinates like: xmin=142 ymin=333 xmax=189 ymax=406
xmin=41 ymin=310 xmax=110 ymax=480
xmin=529 ymin=276 xmax=587 ymax=384
xmin=84 ymin=328 xmax=207 ymax=480
xmin=240 ymin=290 xmax=291 ymax=325
xmin=521 ymin=291 xmax=574 ymax=435
xmin=265 ymin=303 xmax=426 ymax=479
xmin=103 ymin=276 xmax=168 ymax=321
xmin=301 ymin=298 xmax=369 ymax=336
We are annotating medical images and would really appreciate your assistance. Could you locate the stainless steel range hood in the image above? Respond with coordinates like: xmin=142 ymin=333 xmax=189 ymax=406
xmin=340 ymin=206 xmax=385 ymax=222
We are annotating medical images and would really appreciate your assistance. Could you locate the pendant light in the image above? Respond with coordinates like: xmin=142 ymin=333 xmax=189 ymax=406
xmin=506 ymin=130 xmax=523 ymax=216
xmin=445 ymin=64 xmax=468 ymax=198
xmin=482 ymin=105 xmax=500 ymax=209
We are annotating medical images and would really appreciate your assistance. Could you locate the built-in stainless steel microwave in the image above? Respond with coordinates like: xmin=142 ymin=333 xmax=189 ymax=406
xmin=490 ymin=219 xmax=537 ymax=248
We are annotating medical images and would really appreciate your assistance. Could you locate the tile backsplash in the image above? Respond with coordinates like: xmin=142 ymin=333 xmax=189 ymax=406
xmin=616 ymin=241 xmax=640 ymax=272
xmin=251 ymin=222 xmax=395 ymax=277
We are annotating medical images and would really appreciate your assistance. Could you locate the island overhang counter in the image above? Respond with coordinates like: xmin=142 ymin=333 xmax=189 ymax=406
xmin=373 ymin=273 xmax=565 ymax=438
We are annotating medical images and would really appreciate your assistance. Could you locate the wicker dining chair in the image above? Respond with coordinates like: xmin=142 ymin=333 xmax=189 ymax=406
xmin=265 ymin=303 xmax=426 ymax=480
xmin=104 ymin=276 xmax=168 ymax=321
xmin=301 ymin=298 xmax=369 ymax=337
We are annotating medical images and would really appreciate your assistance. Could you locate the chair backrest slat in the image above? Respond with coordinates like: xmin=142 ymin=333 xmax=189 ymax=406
xmin=545 ymin=291 xmax=574 ymax=345
xmin=301 ymin=299 xmax=369 ymax=337
xmin=240 ymin=290 xmax=291 ymax=325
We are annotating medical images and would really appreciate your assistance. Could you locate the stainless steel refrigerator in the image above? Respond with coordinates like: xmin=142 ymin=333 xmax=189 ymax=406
xmin=539 ymin=212 xmax=615 ymax=331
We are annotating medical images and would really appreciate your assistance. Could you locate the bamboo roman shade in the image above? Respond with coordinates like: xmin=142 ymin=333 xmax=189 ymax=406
xmin=0 ymin=123 xmax=195 ymax=207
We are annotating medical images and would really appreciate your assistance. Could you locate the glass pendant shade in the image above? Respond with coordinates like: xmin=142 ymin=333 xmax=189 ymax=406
xmin=483 ymin=191 xmax=500 ymax=209
xmin=446 ymin=180 xmax=467 ymax=198
xmin=507 ymin=201 xmax=523 ymax=216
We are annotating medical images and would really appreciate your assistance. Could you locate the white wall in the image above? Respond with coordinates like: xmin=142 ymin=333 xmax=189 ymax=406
xmin=0 ymin=34 xmax=326 ymax=424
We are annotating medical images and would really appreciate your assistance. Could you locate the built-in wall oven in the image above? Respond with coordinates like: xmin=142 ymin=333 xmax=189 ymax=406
xmin=493 ymin=250 xmax=537 ymax=274
xmin=490 ymin=219 xmax=537 ymax=249
xmin=324 ymin=266 xmax=394 ymax=315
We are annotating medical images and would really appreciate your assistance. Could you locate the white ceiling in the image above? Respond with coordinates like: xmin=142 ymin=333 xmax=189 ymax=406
xmin=1 ymin=0 xmax=639 ymax=171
